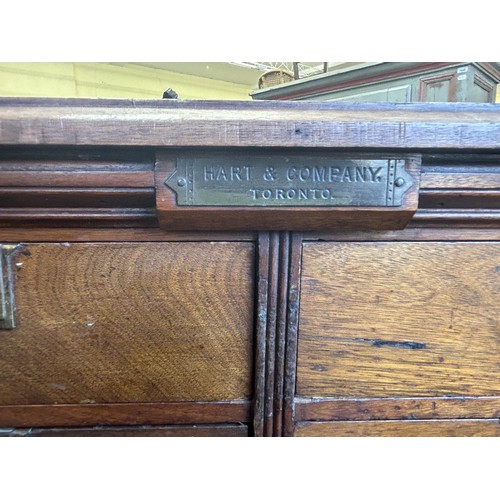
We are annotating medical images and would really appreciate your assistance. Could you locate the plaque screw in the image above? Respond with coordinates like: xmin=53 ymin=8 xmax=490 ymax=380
xmin=177 ymin=178 xmax=187 ymax=187
xmin=394 ymin=177 xmax=405 ymax=187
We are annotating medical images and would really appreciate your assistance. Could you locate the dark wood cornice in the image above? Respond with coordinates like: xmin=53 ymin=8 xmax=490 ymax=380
xmin=0 ymin=99 xmax=498 ymax=232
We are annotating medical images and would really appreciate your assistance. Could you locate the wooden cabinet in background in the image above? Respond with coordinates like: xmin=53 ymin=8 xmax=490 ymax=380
xmin=250 ymin=62 xmax=500 ymax=103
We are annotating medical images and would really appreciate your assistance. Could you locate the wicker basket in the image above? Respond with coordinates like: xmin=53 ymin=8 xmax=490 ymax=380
xmin=258 ymin=69 xmax=294 ymax=89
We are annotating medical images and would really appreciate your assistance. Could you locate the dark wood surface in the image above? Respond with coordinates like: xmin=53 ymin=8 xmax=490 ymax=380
xmin=294 ymin=419 xmax=500 ymax=437
xmin=1 ymin=150 xmax=497 ymax=230
xmin=0 ymin=112 xmax=498 ymax=232
xmin=297 ymin=242 xmax=500 ymax=399
xmin=3 ymin=424 xmax=248 ymax=437
xmin=295 ymin=396 xmax=500 ymax=421
xmin=1 ymin=99 xmax=499 ymax=149
xmin=0 ymin=228 xmax=256 ymax=242
xmin=1 ymin=98 xmax=499 ymax=437
xmin=253 ymin=232 xmax=270 ymax=437
xmin=304 ymin=227 xmax=500 ymax=242
xmin=253 ymin=232 xmax=300 ymax=436
xmin=0 ymin=153 xmax=155 ymax=227
xmin=0 ymin=401 xmax=251 ymax=428
xmin=253 ymin=232 xmax=283 ymax=437
xmin=283 ymin=233 xmax=303 ymax=437
xmin=273 ymin=232 xmax=290 ymax=436
xmin=0 ymin=242 xmax=254 ymax=405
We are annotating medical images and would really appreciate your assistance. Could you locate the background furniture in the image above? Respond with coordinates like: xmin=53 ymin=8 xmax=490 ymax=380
xmin=250 ymin=62 xmax=500 ymax=103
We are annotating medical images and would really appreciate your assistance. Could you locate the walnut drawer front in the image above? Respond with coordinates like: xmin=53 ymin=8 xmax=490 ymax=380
xmin=297 ymin=242 xmax=500 ymax=399
xmin=0 ymin=242 xmax=254 ymax=406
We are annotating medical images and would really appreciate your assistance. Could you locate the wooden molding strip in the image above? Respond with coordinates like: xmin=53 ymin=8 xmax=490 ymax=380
xmin=0 ymin=401 xmax=251 ymax=428
xmin=1 ymin=424 xmax=249 ymax=437
xmin=0 ymin=228 xmax=256 ymax=242
xmin=295 ymin=396 xmax=500 ymax=421
xmin=302 ymin=227 xmax=500 ymax=242
xmin=283 ymin=233 xmax=303 ymax=437
xmin=294 ymin=419 xmax=500 ymax=437
xmin=253 ymin=231 xmax=301 ymax=436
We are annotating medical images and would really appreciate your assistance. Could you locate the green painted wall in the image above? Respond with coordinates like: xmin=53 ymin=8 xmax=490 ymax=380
xmin=0 ymin=62 xmax=253 ymax=100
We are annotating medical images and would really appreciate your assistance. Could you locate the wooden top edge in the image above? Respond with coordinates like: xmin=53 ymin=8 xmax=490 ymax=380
xmin=0 ymin=98 xmax=498 ymax=149
xmin=0 ymin=96 xmax=499 ymax=113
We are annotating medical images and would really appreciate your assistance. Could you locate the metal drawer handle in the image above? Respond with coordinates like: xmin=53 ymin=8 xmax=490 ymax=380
xmin=0 ymin=245 xmax=17 ymax=329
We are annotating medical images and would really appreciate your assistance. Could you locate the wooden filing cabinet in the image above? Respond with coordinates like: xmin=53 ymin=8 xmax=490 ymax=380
xmin=0 ymin=98 xmax=499 ymax=436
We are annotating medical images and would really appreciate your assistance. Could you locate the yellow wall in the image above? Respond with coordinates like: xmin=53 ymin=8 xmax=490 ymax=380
xmin=0 ymin=62 xmax=253 ymax=100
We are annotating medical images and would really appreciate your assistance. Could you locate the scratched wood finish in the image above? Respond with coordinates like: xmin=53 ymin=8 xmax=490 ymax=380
xmin=283 ymin=233 xmax=303 ymax=437
xmin=295 ymin=396 xmax=500 ymax=421
xmin=0 ymin=400 xmax=251 ymax=427
xmin=0 ymin=243 xmax=254 ymax=405
xmin=253 ymin=232 xmax=270 ymax=437
xmin=421 ymin=173 xmax=500 ymax=190
xmin=0 ymin=99 xmax=499 ymax=149
xmin=413 ymin=209 xmax=500 ymax=227
xmin=0 ymin=208 xmax=157 ymax=227
xmin=297 ymin=242 xmax=500 ymax=398
xmin=0 ymin=401 xmax=251 ymax=428
xmin=294 ymin=419 xmax=500 ymax=437
xmin=253 ymin=232 xmax=286 ymax=437
xmin=304 ymin=228 xmax=500 ymax=242
xmin=0 ymin=152 xmax=156 ymax=227
xmin=0 ymin=164 xmax=153 ymax=187
xmin=253 ymin=232 xmax=297 ymax=437
xmin=4 ymin=424 xmax=248 ymax=437
xmin=0 ymin=228 xmax=255 ymax=243
xmin=419 ymin=191 xmax=500 ymax=209
xmin=0 ymin=188 xmax=154 ymax=209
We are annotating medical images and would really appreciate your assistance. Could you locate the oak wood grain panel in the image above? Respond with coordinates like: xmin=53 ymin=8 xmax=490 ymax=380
xmin=297 ymin=242 xmax=500 ymax=398
xmin=295 ymin=396 xmax=500 ymax=421
xmin=0 ymin=242 xmax=254 ymax=405
xmin=4 ymin=424 xmax=248 ymax=437
xmin=0 ymin=98 xmax=499 ymax=149
xmin=0 ymin=401 xmax=251 ymax=427
xmin=294 ymin=419 xmax=500 ymax=437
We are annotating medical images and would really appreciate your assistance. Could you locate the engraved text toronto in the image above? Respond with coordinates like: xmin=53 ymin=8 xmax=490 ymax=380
xmin=165 ymin=156 xmax=413 ymax=207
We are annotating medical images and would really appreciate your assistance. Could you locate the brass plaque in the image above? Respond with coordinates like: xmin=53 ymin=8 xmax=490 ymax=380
xmin=165 ymin=155 xmax=414 ymax=207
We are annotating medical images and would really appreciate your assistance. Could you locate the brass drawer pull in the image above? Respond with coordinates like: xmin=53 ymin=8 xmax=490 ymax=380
xmin=0 ymin=245 xmax=17 ymax=329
